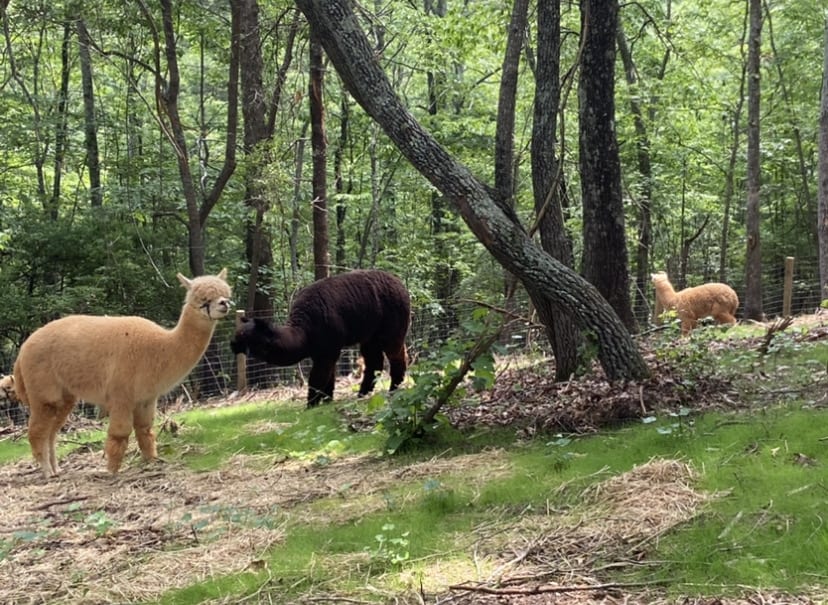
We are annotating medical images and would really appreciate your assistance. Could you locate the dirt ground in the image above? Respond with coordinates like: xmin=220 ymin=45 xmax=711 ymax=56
xmin=1 ymin=315 xmax=827 ymax=605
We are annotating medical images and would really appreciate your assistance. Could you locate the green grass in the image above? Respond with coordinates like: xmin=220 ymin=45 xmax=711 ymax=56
xmin=3 ymin=330 xmax=827 ymax=603
xmin=152 ymin=400 xmax=828 ymax=603
xmin=158 ymin=399 xmax=384 ymax=470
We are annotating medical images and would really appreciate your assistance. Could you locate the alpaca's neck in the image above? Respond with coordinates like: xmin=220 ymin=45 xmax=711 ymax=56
xmin=167 ymin=304 xmax=218 ymax=364
xmin=653 ymin=280 xmax=679 ymax=308
xmin=269 ymin=325 xmax=310 ymax=364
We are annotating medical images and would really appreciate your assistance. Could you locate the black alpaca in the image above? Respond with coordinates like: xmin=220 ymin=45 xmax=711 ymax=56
xmin=231 ymin=270 xmax=411 ymax=407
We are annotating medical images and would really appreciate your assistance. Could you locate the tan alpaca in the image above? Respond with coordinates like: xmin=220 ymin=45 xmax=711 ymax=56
xmin=0 ymin=374 xmax=17 ymax=405
xmin=13 ymin=270 xmax=232 ymax=478
xmin=651 ymin=271 xmax=738 ymax=336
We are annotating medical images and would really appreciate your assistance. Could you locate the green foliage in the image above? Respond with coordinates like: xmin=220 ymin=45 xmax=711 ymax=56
xmin=364 ymin=523 xmax=410 ymax=570
xmin=371 ymin=307 xmax=498 ymax=454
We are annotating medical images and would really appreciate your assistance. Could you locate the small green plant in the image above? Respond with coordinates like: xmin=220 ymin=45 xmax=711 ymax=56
xmin=364 ymin=523 xmax=410 ymax=569
xmin=83 ymin=511 xmax=115 ymax=537
xmin=370 ymin=307 xmax=500 ymax=453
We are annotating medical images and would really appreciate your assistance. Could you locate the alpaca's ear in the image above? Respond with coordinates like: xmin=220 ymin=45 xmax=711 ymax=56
xmin=217 ymin=267 xmax=228 ymax=280
xmin=177 ymin=273 xmax=192 ymax=289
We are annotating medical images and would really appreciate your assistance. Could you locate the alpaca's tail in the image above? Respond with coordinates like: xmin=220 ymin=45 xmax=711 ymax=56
xmin=12 ymin=357 xmax=29 ymax=406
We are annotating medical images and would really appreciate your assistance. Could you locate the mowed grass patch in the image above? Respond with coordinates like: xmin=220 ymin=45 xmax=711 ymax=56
xmin=161 ymin=399 xmax=384 ymax=470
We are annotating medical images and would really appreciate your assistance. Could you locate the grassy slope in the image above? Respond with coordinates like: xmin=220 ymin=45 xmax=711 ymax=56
xmin=2 ymin=332 xmax=827 ymax=603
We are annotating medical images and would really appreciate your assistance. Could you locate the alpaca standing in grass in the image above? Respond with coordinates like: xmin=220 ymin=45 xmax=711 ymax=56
xmin=13 ymin=270 xmax=232 ymax=478
xmin=651 ymin=271 xmax=738 ymax=336
xmin=231 ymin=269 xmax=410 ymax=407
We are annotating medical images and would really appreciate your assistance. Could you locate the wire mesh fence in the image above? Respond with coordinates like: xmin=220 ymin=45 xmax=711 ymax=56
xmin=1 ymin=257 xmax=824 ymax=426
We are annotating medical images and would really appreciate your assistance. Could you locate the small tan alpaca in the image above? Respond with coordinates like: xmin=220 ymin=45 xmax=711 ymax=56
xmin=0 ymin=374 xmax=16 ymax=404
xmin=651 ymin=271 xmax=738 ymax=336
xmin=13 ymin=270 xmax=232 ymax=478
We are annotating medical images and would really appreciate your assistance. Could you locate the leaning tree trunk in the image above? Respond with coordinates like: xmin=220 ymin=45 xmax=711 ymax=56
xmin=295 ymin=0 xmax=649 ymax=381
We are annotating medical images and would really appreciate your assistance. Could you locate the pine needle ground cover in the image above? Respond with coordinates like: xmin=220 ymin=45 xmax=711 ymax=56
xmin=0 ymin=317 xmax=826 ymax=604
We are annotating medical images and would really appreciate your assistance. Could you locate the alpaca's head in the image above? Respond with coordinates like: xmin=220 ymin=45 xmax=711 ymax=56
xmin=651 ymin=271 xmax=669 ymax=285
xmin=231 ymin=317 xmax=305 ymax=365
xmin=0 ymin=374 xmax=16 ymax=405
xmin=178 ymin=268 xmax=233 ymax=321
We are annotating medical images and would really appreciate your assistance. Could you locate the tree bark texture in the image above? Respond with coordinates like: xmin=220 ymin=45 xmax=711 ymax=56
xmin=744 ymin=0 xmax=763 ymax=320
xmin=237 ymin=0 xmax=274 ymax=314
xmin=818 ymin=14 xmax=828 ymax=299
xmin=530 ymin=0 xmax=580 ymax=380
xmin=295 ymin=0 xmax=649 ymax=381
xmin=578 ymin=0 xmax=637 ymax=333
xmin=76 ymin=18 xmax=102 ymax=208
xmin=309 ymin=27 xmax=330 ymax=280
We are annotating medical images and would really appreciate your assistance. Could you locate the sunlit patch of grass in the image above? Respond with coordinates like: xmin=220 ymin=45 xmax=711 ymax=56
xmin=162 ymin=400 xmax=384 ymax=471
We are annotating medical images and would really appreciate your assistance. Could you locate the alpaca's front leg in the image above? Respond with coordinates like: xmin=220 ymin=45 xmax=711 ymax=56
xmin=307 ymin=357 xmax=337 ymax=407
xmin=105 ymin=406 xmax=133 ymax=473
xmin=133 ymin=399 xmax=158 ymax=461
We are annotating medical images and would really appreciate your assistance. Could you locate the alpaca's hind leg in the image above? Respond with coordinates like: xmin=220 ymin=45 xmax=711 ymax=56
xmin=104 ymin=407 xmax=133 ymax=473
xmin=714 ymin=312 xmax=737 ymax=326
xmin=133 ymin=399 xmax=158 ymax=461
xmin=385 ymin=343 xmax=408 ymax=391
xmin=308 ymin=357 xmax=337 ymax=407
xmin=47 ymin=398 xmax=77 ymax=476
xmin=359 ymin=344 xmax=384 ymax=396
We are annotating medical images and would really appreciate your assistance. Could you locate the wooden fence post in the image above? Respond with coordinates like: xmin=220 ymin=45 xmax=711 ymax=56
xmin=783 ymin=256 xmax=794 ymax=317
xmin=235 ymin=309 xmax=247 ymax=393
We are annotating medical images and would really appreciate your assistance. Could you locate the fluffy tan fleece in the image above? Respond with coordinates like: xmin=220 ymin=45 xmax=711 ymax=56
xmin=13 ymin=270 xmax=232 ymax=478
xmin=651 ymin=271 xmax=739 ymax=336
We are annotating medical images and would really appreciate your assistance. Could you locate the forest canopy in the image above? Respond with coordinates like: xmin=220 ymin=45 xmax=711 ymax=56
xmin=0 ymin=0 xmax=825 ymax=373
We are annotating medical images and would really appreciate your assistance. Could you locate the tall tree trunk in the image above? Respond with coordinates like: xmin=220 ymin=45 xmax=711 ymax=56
xmin=139 ymin=0 xmax=239 ymax=276
xmin=48 ymin=20 xmax=72 ymax=221
xmin=530 ymin=0 xmax=580 ymax=380
xmin=309 ymin=27 xmax=330 ymax=280
xmin=76 ymin=18 xmax=102 ymax=208
xmin=744 ymin=0 xmax=763 ymax=321
xmin=425 ymin=0 xmax=459 ymax=314
xmin=296 ymin=0 xmax=649 ymax=381
xmin=578 ymin=0 xmax=637 ymax=332
xmin=616 ymin=22 xmax=657 ymax=323
xmin=493 ymin=0 xmax=526 ymax=314
xmin=818 ymin=14 xmax=828 ymax=300
xmin=334 ymin=91 xmax=351 ymax=271
xmin=719 ymin=12 xmax=748 ymax=283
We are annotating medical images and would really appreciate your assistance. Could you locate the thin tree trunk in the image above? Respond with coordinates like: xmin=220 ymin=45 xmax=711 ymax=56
xmin=138 ymin=0 xmax=239 ymax=276
xmin=309 ymin=27 xmax=330 ymax=280
xmin=616 ymin=23 xmax=655 ymax=322
xmin=744 ymin=0 xmax=763 ymax=321
xmin=334 ymin=91 xmax=351 ymax=271
xmin=76 ymin=18 xmax=102 ymax=207
xmin=818 ymin=14 xmax=828 ymax=299
xmin=49 ymin=20 xmax=72 ymax=221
